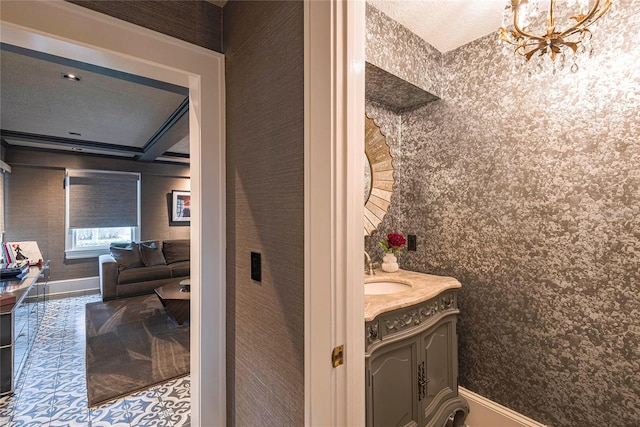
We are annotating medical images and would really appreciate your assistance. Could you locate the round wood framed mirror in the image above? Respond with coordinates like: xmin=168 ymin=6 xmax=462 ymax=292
xmin=364 ymin=114 xmax=394 ymax=236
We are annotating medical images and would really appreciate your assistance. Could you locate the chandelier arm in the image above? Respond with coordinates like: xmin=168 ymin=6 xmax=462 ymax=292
xmin=511 ymin=3 xmax=546 ymax=42
xmin=546 ymin=0 xmax=556 ymax=35
xmin=558 ymin=0 xmax=611 ymax=40
xmin=562 ymin=27 xmax=591 ymax=42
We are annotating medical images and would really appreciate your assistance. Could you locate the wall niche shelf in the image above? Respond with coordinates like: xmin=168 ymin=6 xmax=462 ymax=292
xmin=365 ymin=62 xmax=440 ymax=113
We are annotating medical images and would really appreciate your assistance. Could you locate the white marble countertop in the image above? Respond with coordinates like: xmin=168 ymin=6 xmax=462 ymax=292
xmin=364 ymin=269 xmax=461 ymax=322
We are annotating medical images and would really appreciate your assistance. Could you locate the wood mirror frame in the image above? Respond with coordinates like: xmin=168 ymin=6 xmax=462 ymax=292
xmin=364 ymin=114 xmax=394 ymax=236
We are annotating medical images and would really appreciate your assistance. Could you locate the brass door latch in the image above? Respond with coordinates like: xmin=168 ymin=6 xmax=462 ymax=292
xmin=332 ymin=345 xmax=344 ymax=367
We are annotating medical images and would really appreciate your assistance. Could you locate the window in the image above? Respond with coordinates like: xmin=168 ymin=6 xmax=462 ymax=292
xmin=72 ymin=227 xmax=135 ymax=248
xmin=65 ymin=169 xmax=140 ymax=259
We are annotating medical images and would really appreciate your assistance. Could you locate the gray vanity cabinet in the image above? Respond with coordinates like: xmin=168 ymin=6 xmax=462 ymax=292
xmin=368 ymin=335 xmax=420 ymax=427
xmin=365 ymin=290 xmax=468 ymax=427
xmin=420 ymin=318 xmax=458 ymax=423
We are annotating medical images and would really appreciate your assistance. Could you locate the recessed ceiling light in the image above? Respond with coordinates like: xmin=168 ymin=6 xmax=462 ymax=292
xmin=61 ymin=73 xmax=82 ymax=82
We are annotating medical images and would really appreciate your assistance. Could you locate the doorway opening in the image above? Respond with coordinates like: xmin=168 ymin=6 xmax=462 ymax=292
xmin=0 ymin=2 xmax=226 ymax=425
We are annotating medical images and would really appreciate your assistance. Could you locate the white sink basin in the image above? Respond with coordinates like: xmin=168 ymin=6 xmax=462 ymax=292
xmin=364 ymin=280 xmax=412 ymax=295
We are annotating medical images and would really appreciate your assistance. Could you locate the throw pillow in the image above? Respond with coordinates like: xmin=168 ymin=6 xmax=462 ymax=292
xmin=139 ymin=241 xmax=167 ymax=267
xmin=162 ymin=239 xmax=190 ymax=264
xmin=110 ymin=245 xmax=143 ymax=272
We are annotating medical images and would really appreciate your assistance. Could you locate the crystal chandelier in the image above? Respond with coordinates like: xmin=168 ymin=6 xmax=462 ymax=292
xmin=500 ymin=0 xmax=612 ymax=72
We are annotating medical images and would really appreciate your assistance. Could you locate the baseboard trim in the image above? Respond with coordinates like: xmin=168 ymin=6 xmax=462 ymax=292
xmin=47 ymin=276 xmax=100 ymax=299
xmin=460 ymin=387 xmax=547 ymax=427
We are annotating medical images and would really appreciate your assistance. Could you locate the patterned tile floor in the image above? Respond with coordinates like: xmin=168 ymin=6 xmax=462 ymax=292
xmin=0 ymin=294 xmax=191 ymax=426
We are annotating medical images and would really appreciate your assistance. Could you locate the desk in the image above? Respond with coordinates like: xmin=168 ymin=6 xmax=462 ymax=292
xmin=0 ymin=263 xmax=49 ymax=395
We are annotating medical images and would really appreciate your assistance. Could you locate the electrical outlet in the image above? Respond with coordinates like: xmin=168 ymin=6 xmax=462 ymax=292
xmin=251 ymin=252 xmax=261 ymax=282
xmin=407 ymin=234 xmax=417 ymax=251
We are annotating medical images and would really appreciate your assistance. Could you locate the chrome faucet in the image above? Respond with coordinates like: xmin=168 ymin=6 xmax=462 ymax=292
xmin=364 ymin=251 xmax=375 ymax=275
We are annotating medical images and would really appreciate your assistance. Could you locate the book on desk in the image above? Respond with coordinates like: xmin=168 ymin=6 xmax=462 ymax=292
xmin=0 ymin=261 xmax=30 ymax=279
xmin=2 ymin=241 xmax=43 ymax=266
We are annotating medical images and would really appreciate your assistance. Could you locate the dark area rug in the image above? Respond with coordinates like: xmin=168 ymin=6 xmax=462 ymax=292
xmin=85 ymin=293 xmax=189 ymax=407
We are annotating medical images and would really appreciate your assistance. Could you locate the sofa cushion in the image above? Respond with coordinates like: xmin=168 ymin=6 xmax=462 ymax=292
xmin=110 ymin=245 xmax=143 ymax=272
xmin=139 ymin=241 xmax=166 ymax=267
xmin=168 ymin=260 xmax=190 ymax=278
xmin=118 ymin=265 xmax=171 ymax=285
xmin=162 ymin=239 xmax=190 ymax=264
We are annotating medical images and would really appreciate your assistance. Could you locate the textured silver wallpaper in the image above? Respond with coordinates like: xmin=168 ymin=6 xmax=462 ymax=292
xmin=366 ymin=3 xmax=442 ymax=98
xmin=366 ymin=2 xmax=640 ymax=426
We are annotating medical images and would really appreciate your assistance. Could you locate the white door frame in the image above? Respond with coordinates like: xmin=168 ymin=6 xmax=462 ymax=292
xmin=0 ymin=2 xmax=226 ymax=425
xmin=3 ymin=1 xmax=368 ymax=424
xmin=304 ymin=1 xmax=366 ymax=425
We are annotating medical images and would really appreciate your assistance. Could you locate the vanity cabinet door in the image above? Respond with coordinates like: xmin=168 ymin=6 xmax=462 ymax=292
xmin=420 ymin=316 xmax=458 ymax=426
xmin=367 ymin=337 xmax=420 ymax=427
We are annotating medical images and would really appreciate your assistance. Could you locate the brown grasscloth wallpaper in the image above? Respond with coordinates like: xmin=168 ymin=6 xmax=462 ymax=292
xmin=224 ymin=1 xmax=304 ymax=426
xmin=67 ymin=0 xmax=223 ymax=53
xmin=4 ymin=149 xmax=189 ymax=283
xmin=366 ymin=2 xmax=640 ymax=426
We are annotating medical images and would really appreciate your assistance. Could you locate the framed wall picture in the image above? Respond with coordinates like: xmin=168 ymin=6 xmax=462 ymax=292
xmin=171 ymin=190 xmax=191 ymax=223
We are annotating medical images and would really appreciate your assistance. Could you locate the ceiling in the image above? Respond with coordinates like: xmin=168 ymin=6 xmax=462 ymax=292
xmin=0 ymin=45 xmax=190 ymax=164
xmin=1 ymin=2 xmax=504 ymax=164
xmin=369 ymin=0 xmax=505 ymax=53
